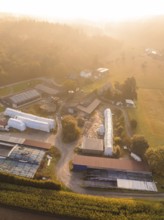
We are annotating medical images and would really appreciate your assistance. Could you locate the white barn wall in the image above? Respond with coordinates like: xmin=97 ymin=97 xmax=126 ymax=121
xmin=17 ymin=116 xmax=50 ymax=132
xmin=104 ymin=108 xmax=113 ymax=156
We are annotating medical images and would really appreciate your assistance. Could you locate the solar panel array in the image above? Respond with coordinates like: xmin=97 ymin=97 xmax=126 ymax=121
xmin=9 ymin=89 xmax=41 ymax=105
xmin=0 ymin=159 xmax=40 ymax=178
xmin=0 ymin=146 xmax=45 ymax=178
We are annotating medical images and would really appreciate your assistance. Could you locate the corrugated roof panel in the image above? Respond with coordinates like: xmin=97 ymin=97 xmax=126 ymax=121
xmin=23 ymin=139 xmax=51 ymax=150
xmin=117 ymin=179 xmax=157 ymax=192
xmin=0 ymin=134 xmax=25 ymax=144
xmin=10 ymin=89 xmax=40 ymax=105
xmin=73 ymin=155 xmax=151 ymax=173
xmin=77 ymin=99 xmax=101 ymax=114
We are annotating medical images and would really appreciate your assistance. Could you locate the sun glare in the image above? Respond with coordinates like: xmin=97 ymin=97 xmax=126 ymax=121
xmin=0 ymin=0 xmax=164 ymax=22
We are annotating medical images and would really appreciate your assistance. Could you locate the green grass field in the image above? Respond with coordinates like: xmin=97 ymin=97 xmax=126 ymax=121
xmin=106 ymin=45 xmax=164 ymax=147
xmin=128 ymin=88 xmax=164 ymax=147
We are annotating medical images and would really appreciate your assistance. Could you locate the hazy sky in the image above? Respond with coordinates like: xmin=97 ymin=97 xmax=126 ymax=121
xmin=0 ymin=0 xmax=164 ymax=22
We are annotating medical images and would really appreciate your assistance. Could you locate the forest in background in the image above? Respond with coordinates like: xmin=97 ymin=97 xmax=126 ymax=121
xmin=0 ymin=18 xmax=120 ymax=85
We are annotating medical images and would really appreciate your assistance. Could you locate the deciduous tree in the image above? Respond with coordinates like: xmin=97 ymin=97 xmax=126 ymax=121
xmin=146 ymin=146 xmax=164 ymax=176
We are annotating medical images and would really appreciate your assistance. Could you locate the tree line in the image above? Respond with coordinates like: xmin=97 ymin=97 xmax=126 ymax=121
xmin=0 ymin=18 xmax=120 ymax=85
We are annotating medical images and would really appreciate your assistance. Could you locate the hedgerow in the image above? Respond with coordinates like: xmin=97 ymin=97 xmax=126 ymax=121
xmin=0 ymin=171 xmax=61 ymax=190
xmin=0 ymin=182 xmax=163 ymax=220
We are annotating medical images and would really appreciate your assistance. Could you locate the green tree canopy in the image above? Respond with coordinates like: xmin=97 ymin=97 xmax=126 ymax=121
xmin=146 ymin=146 xmax=164 ymax=176
xmin=61 ymin=115 xmax=81 ymax=142
xmin=130 ymin=135 xmax=149 ymax=158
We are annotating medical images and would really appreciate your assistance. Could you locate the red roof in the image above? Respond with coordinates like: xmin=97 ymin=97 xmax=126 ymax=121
xmin=73 ymin=155 xmax=150 ymax=173
xmin=23 ymin=139 xmax=51 ymax=150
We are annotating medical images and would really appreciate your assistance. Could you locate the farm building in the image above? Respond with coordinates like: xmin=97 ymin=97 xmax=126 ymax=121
xmin=72 ymin=155 xmax=150 ymax=173
xmin=4 ymin=108 xmax=55 ymax=131
xmin=104 ymin=108 xmax=113 ymax=156
xmin=0 ymin=134 xmax=51 ymax=150
xmin=8 ymin=118 xmax=26 ymax=131
xmin=35 ymin=84 xmax=58 ymax=95
xmin=0 ymin=134 xmax=51 ymax=178
xmin=77 ymin=99 xmax=101 ymax=115
xmin=72 ymin=155 xmax=157 ymax=192
xmin=79 ymin=136 xmax=104 ymax=155
xmin=23 ymin=139 xmax=51 ymax=150
xmin=16 ymin=116 xmax=51 ymax=132
xmin=8 ymin=89 xmax=41 ymax=107
xmin=0 ymin=143 xmax=45 ymax=178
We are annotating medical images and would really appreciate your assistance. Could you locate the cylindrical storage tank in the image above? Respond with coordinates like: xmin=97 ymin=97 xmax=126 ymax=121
xmin=8 ymin=118 xmax=26 ymax=131
xmin=17 ymin=116 xmax=50 ymax=132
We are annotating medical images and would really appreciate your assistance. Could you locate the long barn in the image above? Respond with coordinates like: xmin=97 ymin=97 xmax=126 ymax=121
xmin=72 ymin=155 xmax=157 ymax=192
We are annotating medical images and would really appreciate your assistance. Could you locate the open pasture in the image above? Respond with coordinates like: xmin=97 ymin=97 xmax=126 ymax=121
xmin=128 ymin=88 xmax=164 ymax=147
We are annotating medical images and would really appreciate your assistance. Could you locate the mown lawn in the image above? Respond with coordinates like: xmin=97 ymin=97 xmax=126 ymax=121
xmin=128 ymin=88 xmax=164 ymax=147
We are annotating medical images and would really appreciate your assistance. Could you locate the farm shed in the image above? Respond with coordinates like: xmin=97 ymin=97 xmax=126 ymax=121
xmin=72 ymin=155 xmax=151 ymax=174
xmin=73 ymin=155 xmax=157 ymax=191
xmin=23 ymin=139 xmax=51 ymax=150
xmin=104 ymin=108 xmax=113 ymax=156
xmin=4 ymin=108 xmax=55 ymax=129
xmin=8 ymin=89 xmax=41 ymax=107
xmin=7 ymin=118 xmax=26 ymax=131
xmin=16 ymin=116 xmax=51 ymax=133
xmin=0 ymin=145 xmax=45 ymax=178
xmin=0 ymin=134 xmax=25 ymax=145
xmin=0 ymin=134 xmax=51 ymax=150
xmin=77 ymin=99 xmax=101 ymax=115
xmin=79 ymin=136 xmax=104 ymax=155
xmin=117 ymin=179 xmax=157 ymax=192
xmin=35 ymin=84 xmax=58 ymax=95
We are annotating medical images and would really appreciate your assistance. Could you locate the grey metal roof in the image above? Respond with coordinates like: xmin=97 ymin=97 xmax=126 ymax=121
xmin=77 ymin=99 xmax=101 ymax=114
xmin=117 ymin=179 xmax=157 ymax=192
xmin=0 ymin=134 xmax=25 ymax=144
xmin=9 ymin=145 xmax=45 ymax=165
xmin=9 ymin=89 xmax=41 ymax=105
